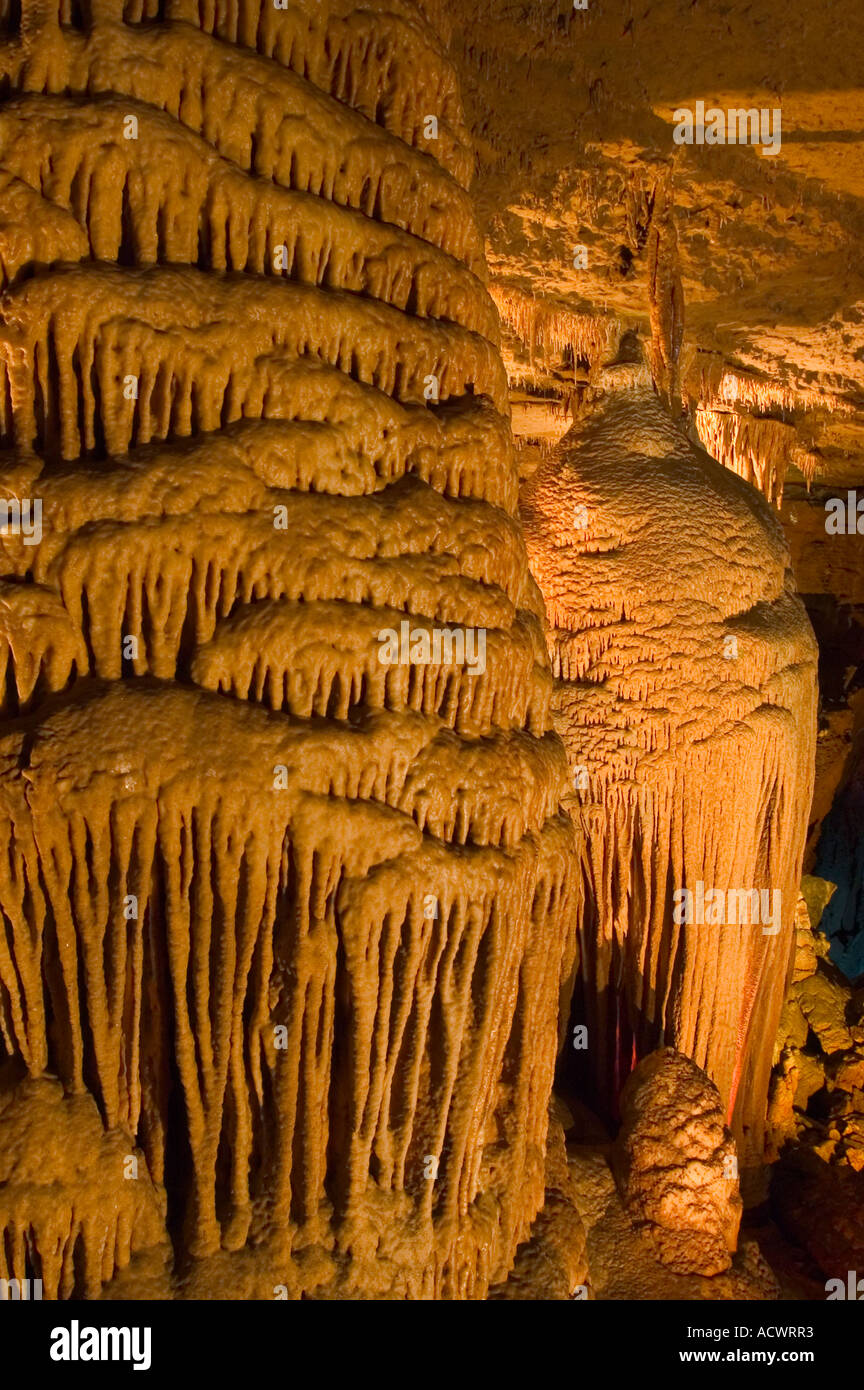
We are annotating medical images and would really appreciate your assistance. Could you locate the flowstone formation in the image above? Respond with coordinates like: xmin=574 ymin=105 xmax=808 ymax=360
xmin=0 ymin=0 xmax=575 ymax=1299
xmin=522 ymin=348 xmax=818 ymax=1174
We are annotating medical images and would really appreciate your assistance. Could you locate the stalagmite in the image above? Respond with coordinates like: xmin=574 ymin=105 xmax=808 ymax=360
xmin=522 ymin=345 xmax=818 ymax=1176
xmin=613 ymin=1049 xmax=742 ymax=1277
xmin=0 ymin=0 xmax=575 ymax=1299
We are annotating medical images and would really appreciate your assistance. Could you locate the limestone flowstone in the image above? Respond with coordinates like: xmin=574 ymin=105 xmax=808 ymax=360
xmin=0 ymin=0 xmax=575 ymax=1299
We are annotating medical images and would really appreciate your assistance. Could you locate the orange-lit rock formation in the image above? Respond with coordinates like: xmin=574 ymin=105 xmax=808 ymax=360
xmin=0 ymin=0 xmax=575 ymax=1298
xmin=0 ymin=1075 xmax=169 ymax=1299
xmin=613 ymin=1048 xmax=742 ymax=1277
xmin=522 ymin=349 xmax=818 ymax=1174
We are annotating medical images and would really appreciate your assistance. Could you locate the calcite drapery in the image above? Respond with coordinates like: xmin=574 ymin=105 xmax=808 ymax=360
xmin=0 ymin=0 xmax=575 ymax=1298
xmin=522 ymin=354 xmax=817 ymax=1174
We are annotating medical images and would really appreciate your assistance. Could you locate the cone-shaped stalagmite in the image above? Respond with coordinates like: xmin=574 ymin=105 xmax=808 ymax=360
xmin=0 ymin=0 xmax=575 ymax=1297
xmin=522 ymin=350 xmax=817 ymax=1174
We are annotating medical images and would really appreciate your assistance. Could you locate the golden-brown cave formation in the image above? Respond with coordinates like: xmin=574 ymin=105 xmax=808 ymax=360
xmin=613 ymin=1048 xmax=743 ymax=1279
xmin=0 ymin=0 xmax=854 ymax=1310
xmin=522 ymin=349 xmax=818 ymax=1176
xmin=0 ymin=0 xmax=575 ymax=1299
xmin=0 ymin=1074 xmax=169 ymax=1298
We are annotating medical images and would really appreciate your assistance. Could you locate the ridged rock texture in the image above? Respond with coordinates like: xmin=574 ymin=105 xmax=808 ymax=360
xmin=0 ymin=1075 xmax=169 ymax=1299
xmin=0 ymin=0 xmax=576 ymax=1298
xmin=522 ymin=352 xmax=818 ymax=1175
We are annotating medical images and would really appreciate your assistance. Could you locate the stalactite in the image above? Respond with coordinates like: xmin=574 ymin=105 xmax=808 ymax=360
xmin=162 ymin=0 xmax=476 ymax=187
xmin=489 ymin=284 xmax=618 ymax=375
xmin=190 ymin=599 xmax=552 ymax=736
xmin=645 ymin=174 xmax=684 ymax=407
xmin=0 ymin=682 xmax=572 ymax=1283
xmin=0 ymin=96 xmax=493 ymax=335
xmin=0 ymin=478 xmax=529 ymax=682
xmin=693 ymin=407 xmax=807 ymax=508
xmin=0 ymin=1077 xmax=169 ymax=1299
xmin=687 ymin=355 xmax=837 ymax=418
xmin=0 ymin=13 xmax=485 ymax=271
xmin=0 ymin=580 xmax=87 ymax=713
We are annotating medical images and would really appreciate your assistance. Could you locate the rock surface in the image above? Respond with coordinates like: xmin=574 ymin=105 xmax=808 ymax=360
xmin=0 ymin=1074 xmax=169 ymax=1299
xmin=613 ymin=1049 xmax=742 ymax=1277
xmin=767 ymin=885 xmax=864 ymax=1280
xmin=488 ymin=1108 xmax=589 ymax=1300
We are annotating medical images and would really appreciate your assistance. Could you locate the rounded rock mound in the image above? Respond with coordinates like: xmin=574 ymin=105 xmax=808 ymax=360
xmin=613 ymin=1047 xmax=742 ymax=1277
